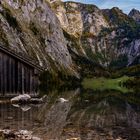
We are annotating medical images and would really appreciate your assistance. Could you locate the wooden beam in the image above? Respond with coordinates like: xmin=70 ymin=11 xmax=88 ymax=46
xmin=0 ymin=45 xmax=44 ymax=72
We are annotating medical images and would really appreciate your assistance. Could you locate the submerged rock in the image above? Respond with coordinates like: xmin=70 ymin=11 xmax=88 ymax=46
xmin=12 ymin=104 xmax=20 ymax=108
xmin=20 ymin=105 xmax=31 ymax=112
xmin=12 ymin=103 xmax=31 ymax=112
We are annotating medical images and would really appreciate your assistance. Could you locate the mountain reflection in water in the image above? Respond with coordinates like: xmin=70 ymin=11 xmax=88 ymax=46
xmin=0 ymin=88 xmax=140 ymax=140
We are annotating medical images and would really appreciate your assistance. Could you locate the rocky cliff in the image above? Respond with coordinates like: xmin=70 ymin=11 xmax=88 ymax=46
xmin=129 ymin=9 xmax=140 ymax=24
xmin=0 ymin=0 xmax=77 ymax=77
xmin=51 ymin=1 xmax=140 ymax=68
xmin=1 ymin=0 xmax=140 ymax=78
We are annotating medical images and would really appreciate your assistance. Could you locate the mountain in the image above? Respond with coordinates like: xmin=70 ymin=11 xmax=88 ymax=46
xmin=51 ymin=1 xmax=140 ymax=69
xmin=0 ymin=0 xmax=140 ymax=79
xmin=0 ymin=0 xmax=78 ymax=77
xmin=129 ymin=9 xmax=140 ymax=24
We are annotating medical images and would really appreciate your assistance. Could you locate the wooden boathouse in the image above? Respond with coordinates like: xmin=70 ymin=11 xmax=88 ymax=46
xmin=0 ymin=45 xmax=43 ymax=96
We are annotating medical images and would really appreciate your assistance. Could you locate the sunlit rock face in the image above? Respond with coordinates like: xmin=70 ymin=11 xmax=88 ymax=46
xmin=53 ymin=1 xmax=83 ymax=38
xmin=51 ymin=1 xmax=140 ymax=68
xmin=52 ymin=1 xmax=108 ymax=38
xmin=51 ymin=1 xmax=109 ymax=57
xmin=0 ymin=0 xmax=76 ymax=75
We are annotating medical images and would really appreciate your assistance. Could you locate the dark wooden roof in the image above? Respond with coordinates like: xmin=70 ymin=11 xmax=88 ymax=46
xmin=0 ymin=45 xmax=44 ymax=72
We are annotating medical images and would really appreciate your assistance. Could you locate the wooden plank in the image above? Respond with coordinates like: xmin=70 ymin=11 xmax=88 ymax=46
xmin=0 ymin=49 xmax=41 ymax=95
xmin=17 ymin=61 xmax=20 ymax=93
xmin=24 ymin=67 xmax=28 ymax=93
xmin=21 ymin=64 xmax=24 ymax=94
xmin=6 ymin=55 xmax=11 ymax=93
xmin=0 ymin=53 xmax=1 ymax=94
xmin=11 ymin=59 xmax=14 ymax=93
xmin=13 ymin=59 xmax=16 ymax=94
xmin=0 ymin=45 xmax=43 ymax=72
xmin=25 ymin=67 xmax=27 ymax=93
xmin=8 ymin=58 xmax=11 ymax=93
xmin=35 ymin=76 xmax=39 ymax=94
xmin=27 ymin=68 xmax=30 ymax=93
xmin=1 ymin=53 xmax=4 ymax=95
xmin=15 ymin=60 xmax=18 ymax=94
xmin=32 ymin=70 xmax=35 ymax=94
xmin=29 ymin=69 xmax=33 ymax=94
xmin=3 ymin=54 xmax=6 ymax=95
xmin=4 ymin=55 xmax=7 ymax=93
xmin=18 ymin=62 xmax=22 ymax=94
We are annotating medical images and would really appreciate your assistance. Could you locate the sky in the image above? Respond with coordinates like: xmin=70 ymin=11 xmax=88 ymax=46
xmin=63 ymin=0 xmax=140 ymax=14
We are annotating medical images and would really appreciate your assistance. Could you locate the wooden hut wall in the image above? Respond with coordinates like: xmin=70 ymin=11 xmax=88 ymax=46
xmin=0 ymin=51 xmax=37 ymax=95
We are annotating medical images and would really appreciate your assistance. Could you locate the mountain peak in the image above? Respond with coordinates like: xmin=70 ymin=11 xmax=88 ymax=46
xmin=129 ymin=8 xmax=140 ymax=14
xmin=129 ymin=9 xmax=140 ymax=23
xmin=111 ymin=7 xmax=122 ymax=12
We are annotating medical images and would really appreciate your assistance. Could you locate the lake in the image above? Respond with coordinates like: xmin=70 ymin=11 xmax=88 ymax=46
xmin=0 ymin=79 xmax=140 ymax=140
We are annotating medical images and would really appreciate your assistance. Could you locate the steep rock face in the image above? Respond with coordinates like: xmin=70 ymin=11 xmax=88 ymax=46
xmin=1 ymin=0 xmax=140 ymax=78
xmin=129 ymin=9 xmax=140 ymax=24
xmin=51 ymin=1 xmax=109 ymax=56
xmin=127 ymin=39 xmax=140 ymax=65
xmin=51 ymin=1 xmax=140 ymax=68
xmin=101 ymin=7 xmax=140 ymax=67
xmin=52 ymin=1 xmax=83 ymax=38
xmin=0 ymin=0 xmax=76 ymax=75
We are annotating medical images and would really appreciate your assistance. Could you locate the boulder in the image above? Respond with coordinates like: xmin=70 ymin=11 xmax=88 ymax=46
xmin=0 ymin=129 xmax=41 ymax=140
xmin=11 ymin=94 xmax=31 ymax=103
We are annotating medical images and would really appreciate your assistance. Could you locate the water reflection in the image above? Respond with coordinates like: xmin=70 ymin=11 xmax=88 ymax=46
xmin=0 ymin=88 xmax=140 ymax=140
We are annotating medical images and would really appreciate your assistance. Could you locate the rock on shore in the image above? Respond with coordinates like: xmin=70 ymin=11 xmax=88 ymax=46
xmin=0 ymin=129 xmax=41 ymax=140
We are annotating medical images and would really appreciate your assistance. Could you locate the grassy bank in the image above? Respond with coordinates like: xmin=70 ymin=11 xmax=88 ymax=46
xmin=82 ymin=76 xmax=133 ymax=93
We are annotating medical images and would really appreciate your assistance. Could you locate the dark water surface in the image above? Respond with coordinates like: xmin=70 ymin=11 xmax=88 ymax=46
xmin=0 ymin=88 xmax=140 ymax=140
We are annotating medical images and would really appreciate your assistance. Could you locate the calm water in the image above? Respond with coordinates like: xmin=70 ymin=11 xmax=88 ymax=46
xmin=0 ymin=88 xmax=140 ymax=140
